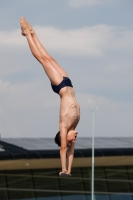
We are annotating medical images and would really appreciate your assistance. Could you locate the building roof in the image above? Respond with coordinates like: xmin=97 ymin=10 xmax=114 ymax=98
xmin=0 ymin=137 xmax=133 ymax=160
xmin=1 ymin=137 xmax=133 ymax=150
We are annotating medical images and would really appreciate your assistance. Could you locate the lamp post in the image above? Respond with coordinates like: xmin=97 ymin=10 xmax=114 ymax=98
xmin=89 ymin=98 xmax=98 ymax=200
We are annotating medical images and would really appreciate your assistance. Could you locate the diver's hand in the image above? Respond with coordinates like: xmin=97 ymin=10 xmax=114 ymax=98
xmin=59 ymin=171 xmax=71 ymax=176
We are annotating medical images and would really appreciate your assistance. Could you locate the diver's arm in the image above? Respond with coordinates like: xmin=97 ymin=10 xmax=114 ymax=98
xmin=59 ymin=124 xmax=67 ymax=173
xmin=67 ymin=142 xmax=75 ymax=174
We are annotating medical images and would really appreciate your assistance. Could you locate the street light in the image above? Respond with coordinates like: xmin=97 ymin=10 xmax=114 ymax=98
xmin=89 ymin=98 xmax=98 ymax=200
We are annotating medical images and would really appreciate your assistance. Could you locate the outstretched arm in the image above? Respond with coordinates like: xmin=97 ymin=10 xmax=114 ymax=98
xmin=67 ymin=143 xmax=75 ymax=174
xmin=60 ymin=125 xmax=67 ymax=173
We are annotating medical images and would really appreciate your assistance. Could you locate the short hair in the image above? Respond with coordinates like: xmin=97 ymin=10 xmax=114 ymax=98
xmin=54 ymin=131 xmax=61 ymax=146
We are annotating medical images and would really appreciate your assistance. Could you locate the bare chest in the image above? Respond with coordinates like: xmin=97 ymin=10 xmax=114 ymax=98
xmin=60 ymin=99 xmax=80 ymax=129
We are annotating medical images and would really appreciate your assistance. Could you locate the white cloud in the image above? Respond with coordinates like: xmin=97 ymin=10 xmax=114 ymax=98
xmin=0 ymin=79 xmax=10 ymax=93
xmin=0 ymin=23 xmax=133 ymax=138
xmin=0 ymin=29 xmax=24 ymax=47
xmin=0 ymin=78 xmax=132 ymax=138
xmin=76 ymin=93 xmax=133 ymax=137
xmin=0 ymin=79 xmax=58 ymax=110
xmin=0 ymin=25 xmax=133 ymax=58
xmin=0 ymin=79 xmax=59 ymax=137
xmin=68 ymin=0 xmax=111 ymax=8
xmin=0 ymin=108 xmax=4 ymax=115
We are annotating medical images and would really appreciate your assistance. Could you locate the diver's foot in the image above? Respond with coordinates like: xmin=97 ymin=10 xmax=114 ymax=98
xmin=22 ymin=18 xmax=34 ymax=35
xmin=27 ymin=21 xmax=34 ymax=35
xmin=20 ymin=17 xmax=30 ymax=36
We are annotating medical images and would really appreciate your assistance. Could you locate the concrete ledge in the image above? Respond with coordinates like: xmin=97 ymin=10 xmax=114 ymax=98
xmin=0 ymin=156 xmax=133 ymax=171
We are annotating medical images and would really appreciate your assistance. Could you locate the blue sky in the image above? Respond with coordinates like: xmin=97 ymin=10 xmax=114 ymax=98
xmin=0 ymin=0 xmax=133 ymax=138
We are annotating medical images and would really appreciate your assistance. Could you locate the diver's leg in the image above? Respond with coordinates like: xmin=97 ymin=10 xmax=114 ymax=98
xmin=20 ymin=17 xmax=63 ymax=85
xmin=25 ymin=18 xmax=68 ymax=77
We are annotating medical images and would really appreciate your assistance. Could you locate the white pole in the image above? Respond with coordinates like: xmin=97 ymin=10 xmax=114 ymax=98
xmin=89 ymin=98 xmax=98 ymax=200
xmin=92 ymin=111 xmax=94 ymax=200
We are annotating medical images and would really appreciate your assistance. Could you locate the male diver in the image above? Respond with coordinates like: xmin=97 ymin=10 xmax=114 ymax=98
xmin=20 ymin=17 xmax=80 ymax=176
